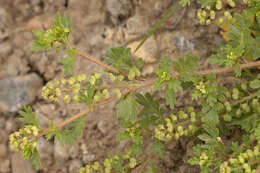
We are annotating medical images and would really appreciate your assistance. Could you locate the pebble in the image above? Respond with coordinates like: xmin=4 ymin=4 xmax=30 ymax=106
xmin=54 ymin=142 xmax=69 ymax=163
xmin=11 ymin=152 xmax=35 ymax=173
xmin=68 ymin=159 xmax=82 ymax=173
xmin=0 ymin=73 xmax=42 ymax=113
xmin=0 ymin=159 xmax=10 ymax=173
xmin=0 ymin=144 xmax=7 ymax=158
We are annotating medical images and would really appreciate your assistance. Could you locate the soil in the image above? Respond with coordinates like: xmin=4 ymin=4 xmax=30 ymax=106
xmin=0 ymin=0 xmax=224 ymax=173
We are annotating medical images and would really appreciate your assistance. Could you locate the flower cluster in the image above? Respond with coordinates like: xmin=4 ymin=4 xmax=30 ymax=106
xmin=155 ymin=109 xmax=198 ymax=141
xmin=80 ymin=154 xmax=137 ymax=173
xmin=197 ymin=6 xmax=216 ymax=25
xmin=220 ymin=145 xmax=260 ymax=173
xmin=9 ymin=125 xmax=40 ymax=158
xmin=42 ymin=74 xmax=86 ymax=104
xmin=196 ymin=81 xmax=207 ymax=94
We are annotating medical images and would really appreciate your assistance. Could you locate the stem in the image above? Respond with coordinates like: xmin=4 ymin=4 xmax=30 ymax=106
xmin=76 ymin=50 xmax=128 ymax=77
xmin=196 ymin=61 xmax=260 ymax=76
xmin=232 ymin=92 xmax=259 ymax=106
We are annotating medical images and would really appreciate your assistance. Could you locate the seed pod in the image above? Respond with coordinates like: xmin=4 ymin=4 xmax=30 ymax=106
xmin=232 ymin=88 xmax=239 ymax=100
xmin=224 ymin=101 xmax=232 ymax=112
xmin=223 ymin=114 xmax=232 ymax=122
xmin=241 ymin=83 xmax=247 ymax=91
xmin=241 ymin=103 xmax=250 ymax=113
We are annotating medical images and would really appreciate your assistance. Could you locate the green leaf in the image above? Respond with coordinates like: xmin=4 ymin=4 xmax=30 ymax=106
xmin=116 ymin=132 xmax=129 ymax=141
xmin=57 ymin=115 xmax=87 ymax=147
xmin=106 ymin=46 xmax=132 ymax=72
xmin=19 ymin=106 xmax=39 ymax=127
xmin=187 ymin=157 xmax=200 ymax=165
xmin=168 ymin=78 xmax=182 ymax=92
xmin=152 ymin=140 xmax=165 ymax=158
xmin=250 ymin=79 xmax=260 ymax=89
xmin=201 ymin=110 xmax=219 ymax=126
xmin=179 ymin=0 xmax=190 ymax=6
xmin=165 ymin=88 xmax=177 ymax=109
xmin=31 ymin=150 xmax=41 ymax=169
xmin=135 ymin=93 xmax=164 ymax=116
xmin=116 ymin=95 xmax=140 ymax=123
xmin=61 ymin=48 xmax=77 ymax=75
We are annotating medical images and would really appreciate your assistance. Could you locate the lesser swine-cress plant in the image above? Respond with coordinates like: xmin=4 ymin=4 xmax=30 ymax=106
xmin=9 ymin=0 xmax=260 ymax=172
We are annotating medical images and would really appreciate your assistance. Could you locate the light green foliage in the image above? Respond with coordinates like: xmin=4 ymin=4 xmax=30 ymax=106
xmin=116 ymin=94 xmax=140 ymax=124
xmin=19 ymin=106 xmax=39 ymax=127
xmin=61 ymin=48 xmax=77 ymax=74
xmin=55 ymin=115 xmax=87 ymax=147
xmin=106 ymin=46 xmax=139 ymax=72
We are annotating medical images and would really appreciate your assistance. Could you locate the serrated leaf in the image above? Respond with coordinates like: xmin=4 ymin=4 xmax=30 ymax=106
xmin=201 ymin=110 xmax=219 ymax=126
xmin=116 ymin=95 xmax=140 ymax=123
xmin=152 ymin=140 xmax=165 ymax=158
xmin=168 ymin=78 xmax=182 ymax=92
xmin=116 ymin=132 xmax=129 ymax=141
xmin=31 ymin=150 xmax=41 ymax=169
xmin=19 ymin=106 xmax=39 ymax=127
xmin=57 ymin=115 xmax=87 ymax=147
xmin=250 ymin=79 xmax=260 ymax=89
xmin=135 ymin=93 xmax=164 ymax=116
xmin=187 ymin=157 xmax=200 ymax=165
xmin=105 ymin=46 xmax=132 ymax=72
xmin=61 ymin=48 xmax=77 ymax=75
xmin=165 ymin=88 xmax=176 ymax=109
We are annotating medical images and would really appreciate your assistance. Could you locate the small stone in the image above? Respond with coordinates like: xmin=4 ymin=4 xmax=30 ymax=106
xmin=68 ymin=145 xmax=80 ymax=159
xmin=0 ymin=144 xmax=7 ymax=158
xmin=0 ymin=73 xmax=42 ymax=113
xmin=82 ymin=154 xmax=96 ymax=164
xmin=5 ymin=117 xmax=17 ymax=133
xmin=128 ymin=36 xmax=157 ymax=63
xmin=68 ymin=159 xmax=82 ymax=173
xmin=126 ymin=14 xmax=149 ymax=34
xmin=37 ymin=138 xmax=53 ymax=159
xmin=106 ymin=0 xmax=132 ymax=24
xmin=172 ymin=36 xmax=195 ymax=52
xmin=142 ymin=65 xmax=154 ymax=76
xmin=0 ymin=42 xmax=12 ymax=59
xmin=0 ymin=159 xmax=10 ymax=173
xmin=0 ymin=117 xmax=5 ymax=129
xmin=11 ymin=153 xmax=35 ymax=173
xmin=54 ymin=142 xmax=69 ymax=163
xmin=97 ymin=120 xmax=113 ymax=135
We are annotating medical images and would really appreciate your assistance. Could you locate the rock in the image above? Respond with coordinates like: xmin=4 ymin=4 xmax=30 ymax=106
xmin=142 ymin=65 xmax=154 ymax=76
xmin=172 ymin=36 xmax=195 ymax=52
xmin=68 ymin=145 xmax=80 ymax=159
xmin=0 ymin=144 xmax=7 ymax=158
xmin=0 ymin=117 xmax=5 ymax=129
xmin=11 ymin=152 xmax=35 ymax=173
xmin=126 ymin=14 xmax=149 ymax=35
xmin=5 ymin=117 xmax=17 ymax=133
xmin=0 ymin=42 xmax=12 ymax=59
xmin=106 ymin=0 xmax=132 ymax=24
xmin=97 ymin=120 xmax=113 ymax=135
xmin=5 ymin=50 xmax=29 ymax=76
xmin=0 ymin=73 xmax=42 ymax=113
xmin=0 ymin=159 xmax=10 ymax=173
xmin=54 ymin=142 xmax=69 ymax=163
xmin=82 ymin=154 xmax=95 ymax=164
xmin=68 ymin=159 xmax=82 ymax=173
xmin=127 ymin=36 xmax=158 ymax=63
xmin=0 ymin=7 xmax=11 ymax=39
